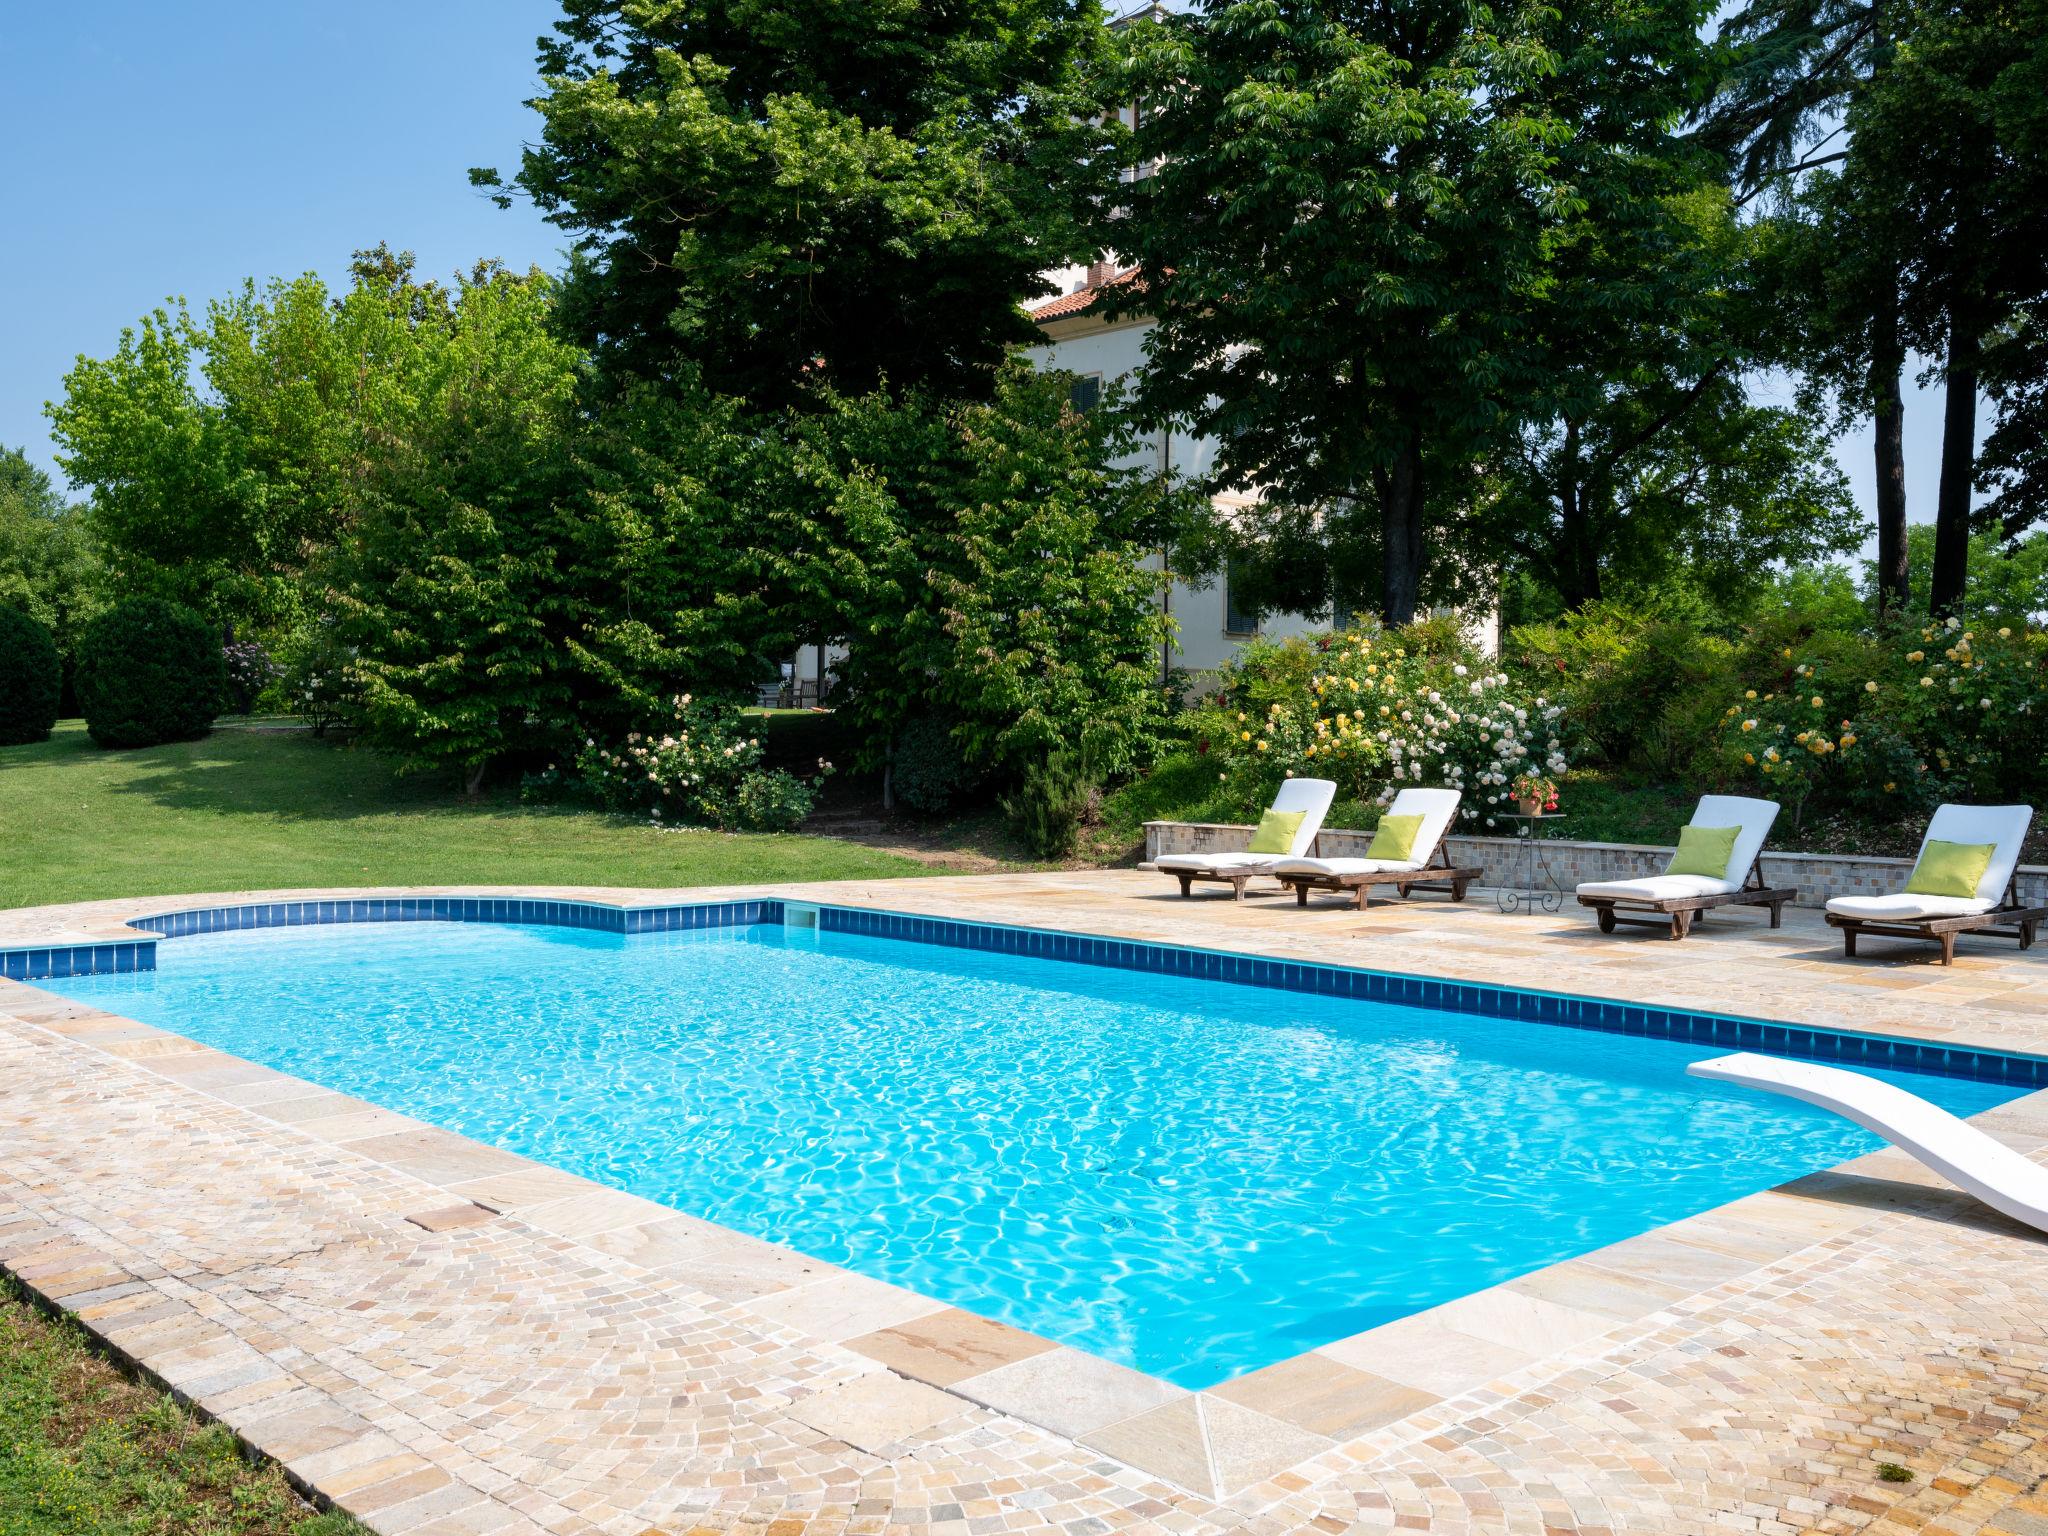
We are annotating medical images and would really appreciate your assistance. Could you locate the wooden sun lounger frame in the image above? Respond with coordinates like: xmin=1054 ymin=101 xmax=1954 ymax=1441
xmin=1170 ymin=865 xmax=1276 ymax=901
xmin=1576 ymin=855 xmax=1796 ymax=941
xmin=1275 ymin=841 xmax=1483 ymax=912
xmin=1824 ymin=875 xmax=2047 ymax=966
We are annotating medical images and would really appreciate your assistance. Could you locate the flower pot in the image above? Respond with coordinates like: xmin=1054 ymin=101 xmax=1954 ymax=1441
xmin=1518 ymin=797 xmax=1543 ymax=817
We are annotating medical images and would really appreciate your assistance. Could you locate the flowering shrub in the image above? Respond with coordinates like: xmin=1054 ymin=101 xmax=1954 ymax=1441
xmin=221 ymin=640 xmax=282 ymax=714
xmin=1717 ymin=617 xmax=2048 ymax=822
xmin=279 ymin=619 xmax=362 ymax=737
xmin=572 ymin=693 xmax=832 ymax=833
xmin=1192 ymin=627 xmax=1570 ymax=828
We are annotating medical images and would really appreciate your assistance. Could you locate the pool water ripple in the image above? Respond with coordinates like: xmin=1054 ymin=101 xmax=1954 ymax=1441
xmin=45 ymin=919 xmax=2021 ymax=1387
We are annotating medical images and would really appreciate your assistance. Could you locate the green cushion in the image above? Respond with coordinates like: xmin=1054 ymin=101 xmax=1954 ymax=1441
xmin=1365 ymin=812 xmax=1425 ymax=862
xmin=1903 ymin=839 xmax=1996 ymax=899
xmin=1665 ymin=824 xmax=1740 ymax=880
xmin=1246 ymin=807 xmax=1307 ymax=854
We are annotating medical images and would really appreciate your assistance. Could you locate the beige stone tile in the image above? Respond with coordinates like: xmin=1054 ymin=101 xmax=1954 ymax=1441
xmin=1199 ymin=1394 xmax=1335 ymax=1497
xmin=785 ymin=1372 xmax=969 ymax=1453
xmin=1576 ymin=1229 xmax=1761 ymax=1294
xmin=445 ymin=1164 xmax=599 ymax=1210
xmin=1207 ymin=1351 xmax=1436 ymax=1440
xmin=952 ymin=1345 xmax=1183 ymax=1439
xmin=739 ymin=1268 xmax=946 ymax=1343
xmin=1079 ymin=1395 xmax=1215 ymax=1496
xmin=514 ymin=1189 xmax=677 ymax=1240
xmin=1504 ymin=1256 xmax=1690 ymax=1321
xmin=339 ymin=1128 xmax=530 ymax=1184
xmin=1427 ymin=1280 xmax=1620 ymax=1356
xmin=1320 ymin=1313 xmax=1541 ymax=1396
xmin=579 ymin=1214 xmax=830 ymax=1299
xmin=844 ymin=1307 xmax=1060 ymax=1388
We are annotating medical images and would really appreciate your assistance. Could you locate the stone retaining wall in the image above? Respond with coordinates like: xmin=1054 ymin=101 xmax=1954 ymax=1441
xmin=1142 ymin=819 xmax=2048 ymax=908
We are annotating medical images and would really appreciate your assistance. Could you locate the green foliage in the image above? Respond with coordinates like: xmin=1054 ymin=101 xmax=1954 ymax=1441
xmin=891 ymin=715 xmax=976 ymax=816
xmin=0 ymin=605 xmax=61 ymax=745
xmin=485 ymin=0 xmax=1119 ymax=404
xmin=75 ymin=597 xmax=224 ymax=750
xmin=1002 ymin=750 xmax=1096 ymax=859
xmin=571 ymin=693 xmax=830 ymax=832
xmin=1112 ymin=0 xmax=1576 ymax=622
xmin=1890 ymin=526 xmax=2048 ymax=624
xmin=0 ymin=447 xmax=100 ymax=664
xmin=1190 ymin=624 xmax=1570 ymax=830
xmin=318 ymin=264 xmax=585 ymax=788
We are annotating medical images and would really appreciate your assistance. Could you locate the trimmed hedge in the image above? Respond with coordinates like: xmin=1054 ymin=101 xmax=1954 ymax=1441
xmin=76 ymin=598 xmax=225 ymax=749
xmin=0 ymin=606 xmax=61 ymax=745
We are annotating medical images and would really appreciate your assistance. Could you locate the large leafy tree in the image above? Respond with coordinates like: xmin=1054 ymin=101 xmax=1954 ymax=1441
xmin=1110 ymin=0 xmax=1571 ymax=626
xmin=478 ymin=0 xmax=1121 ymax=405
xmin=46 ymin=247 xmax=480 ymax=634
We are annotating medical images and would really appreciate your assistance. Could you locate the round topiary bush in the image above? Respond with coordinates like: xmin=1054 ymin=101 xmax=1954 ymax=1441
xmin=0 ymin=605 xmax=61 ymax=745
xmin=76 ymin=597 xmax=225 ymax=749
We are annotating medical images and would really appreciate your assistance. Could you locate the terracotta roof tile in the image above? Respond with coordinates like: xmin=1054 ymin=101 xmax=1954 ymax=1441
xmin=1027 ymin=267 xmax=1142 ymax=323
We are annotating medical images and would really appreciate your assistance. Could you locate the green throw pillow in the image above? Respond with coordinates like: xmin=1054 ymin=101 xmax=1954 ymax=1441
xmin=1903 ymin=838 xmax=1996 ymax=899
xmin=1366 ymin=812 xmax=1425 ymax=862
xmin=1246 ymin=807 xmax=1307 ymax=854
xmin=1665 ymin=824 xmax=1740 ymax=880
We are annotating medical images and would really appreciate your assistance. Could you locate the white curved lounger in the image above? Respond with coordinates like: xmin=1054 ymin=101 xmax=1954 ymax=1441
xmin=1688 ymin=1051 xmax=2048 ymax=1236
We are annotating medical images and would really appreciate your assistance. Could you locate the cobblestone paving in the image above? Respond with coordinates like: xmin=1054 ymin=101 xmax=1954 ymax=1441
xmin=5 ymin=875 xmax=2048 ymax=1534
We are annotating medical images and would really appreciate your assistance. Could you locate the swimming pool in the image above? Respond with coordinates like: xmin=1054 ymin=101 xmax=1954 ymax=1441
xmin=39 ymin=906 xmax=2029 ymax=1388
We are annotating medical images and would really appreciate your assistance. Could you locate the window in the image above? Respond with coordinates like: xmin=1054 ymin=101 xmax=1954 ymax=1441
xmin=1067 ymin=373 xmax=1102 ymax=414
xmin=1224 ymin=559 xmax=1260 ymax=637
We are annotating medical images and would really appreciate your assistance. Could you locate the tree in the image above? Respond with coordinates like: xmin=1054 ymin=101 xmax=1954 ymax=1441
xmin=0 ymin=447 xmax=99 ymax=663
xmin=1704 ymin=0 xmax=1912 ymax=612
xmin=319 ymin=265 xmax=585 ymax=792
xmin=477 ymin=0 xmax=1121 ymax=405
xmin=1110 ymin=0 xmax=1571 ymax=625
xmin=1845 ymin=0 xmax=2048 ymax=614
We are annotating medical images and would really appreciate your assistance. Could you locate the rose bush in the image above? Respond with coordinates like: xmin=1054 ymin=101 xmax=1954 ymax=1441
xmin=569 ymin=693 xmax=832 ymax=833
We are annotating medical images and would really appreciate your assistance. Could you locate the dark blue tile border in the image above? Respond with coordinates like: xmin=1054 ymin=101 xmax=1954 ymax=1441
xmin=6 ymin=895 xmax=2044 ymax=1092
xmin=817 ymin=904 xmax=2048 ymax=1092
xmin=0 ymin=897 xmax=785 ymax=980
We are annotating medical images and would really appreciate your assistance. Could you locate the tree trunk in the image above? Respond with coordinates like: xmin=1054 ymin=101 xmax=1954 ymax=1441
xmin=1554 ymin=421 xmax=1602 ymax=609
xmin=1870 ymin=298 xmax=1909 ymax=615
xmin=1929 ymin=308 xmax=1980 ymax=618
xmin=1379 ymin=434 xmax=1424 ymax=626
xmin=464 ymin=759 xmax=489 ymax=797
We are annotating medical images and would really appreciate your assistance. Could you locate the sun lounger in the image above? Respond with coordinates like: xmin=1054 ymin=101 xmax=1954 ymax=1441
xmin=1269 ymin=787 xmax=1479 ymax=911
xmin=1155 ymin=777 xmax=1337 ymax=899
xmin=1825 ymin=804 xmax=2043 ymax=965
xmin=1577 ymin=795 xmax=1794 ymax=939
xmin=1689 ymin=1051 xmax=2048 ymax=1236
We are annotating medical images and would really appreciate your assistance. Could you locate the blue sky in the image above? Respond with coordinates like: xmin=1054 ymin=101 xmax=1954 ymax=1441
xmin=0 ymin=2 xmax=1963 ymax=552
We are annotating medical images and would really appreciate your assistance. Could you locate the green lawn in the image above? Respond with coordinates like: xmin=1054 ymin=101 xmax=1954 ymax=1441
xmin=0 ymin=1279 xmax=362 ymax=1535
xmin=0 ymin=723 xmax=926 ymax=911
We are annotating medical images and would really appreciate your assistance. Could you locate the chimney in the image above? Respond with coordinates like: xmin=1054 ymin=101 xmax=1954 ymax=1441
xmin=1085 ymin=258 xmax=1118 ymax=288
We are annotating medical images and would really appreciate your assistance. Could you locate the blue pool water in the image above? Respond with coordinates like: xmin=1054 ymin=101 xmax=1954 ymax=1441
xmin=45 ymin=918 xmax=2023 ymax=1387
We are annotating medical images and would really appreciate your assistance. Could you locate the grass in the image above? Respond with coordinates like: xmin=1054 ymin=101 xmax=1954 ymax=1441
xmin=0 ymin=723 xmax=927 ymax=911
xmin=0 ymin=1278 xmax=362 ymax=1535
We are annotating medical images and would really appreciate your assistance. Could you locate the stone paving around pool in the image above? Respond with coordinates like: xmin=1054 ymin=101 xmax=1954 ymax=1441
xmin=4 ymin=870 xmax=2048 ymax=1534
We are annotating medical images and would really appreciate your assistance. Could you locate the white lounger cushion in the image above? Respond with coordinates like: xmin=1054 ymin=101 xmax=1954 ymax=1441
xmin=1269 ymin=855 xmax=1426 ymax=878
xmin=1825 ymin=891 xmax=1996 ymax=922
xmin=1577 ymin=874 xmax=1743 ymax=903
xmin=1156 ymin=777 xmax=1338 ymax=875
xmin=1156 ymin=850 xmax=1280 ymax=873
xmin=1576 ymin=794 xmax=1780 ymax=903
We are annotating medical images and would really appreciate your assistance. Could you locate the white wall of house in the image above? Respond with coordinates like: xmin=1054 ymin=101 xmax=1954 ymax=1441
xmin=1021 ymin=308 xmax=1326 ymax=687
